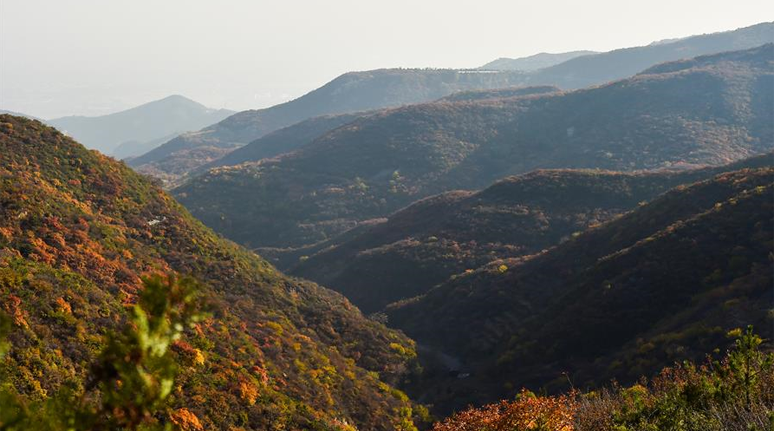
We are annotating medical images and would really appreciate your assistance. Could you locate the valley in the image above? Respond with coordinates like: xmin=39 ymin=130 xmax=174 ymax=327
xmin=1 ymin=15 xmax=773 ymax=431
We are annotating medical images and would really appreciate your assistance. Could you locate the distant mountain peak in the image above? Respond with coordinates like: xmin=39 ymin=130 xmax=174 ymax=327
xmin=153 ymin=94 xmax=206 ymax=106
xmin=46 ymin=96 xmax=235 ymax=156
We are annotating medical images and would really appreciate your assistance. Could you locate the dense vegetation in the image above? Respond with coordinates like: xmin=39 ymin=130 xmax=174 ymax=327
xmin=437 ymin=86 xmax=559 ymax=103
xmin=434 ymin=327 xmax=774 ymax=431
xmin=0 ymin=115 xmax=426 ymax=430
xmin=287 ymin=171 xmax=644 ymax=310
xmin=1 ymin=275 xmax=206 ymax=430
xmin=288 ymin=154 xmax=773 ymax=313
xmin=387 ymin=167 xmax=773 ymax=414
xmin=131 ymin=142 xmax=244 ymax=188
xmin=203 ymin=112 xmax=366 ymax=172
xmin=174 ymin=45 xmax=774 ymax=252
xmin=4 ymin=23 xmax=774 ymax=430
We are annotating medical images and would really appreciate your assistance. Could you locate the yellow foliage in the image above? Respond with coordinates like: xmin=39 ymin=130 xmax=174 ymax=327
xmin=238 ymin=380 xmax=259 ymax=406
xmin=55 ymin=297 xmax=72 ymax=315
xmin=193 ymin=348 xmax=205 ymax=366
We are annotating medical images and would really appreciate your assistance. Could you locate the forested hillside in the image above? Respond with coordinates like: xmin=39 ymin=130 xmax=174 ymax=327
xmin=4 ymin=4 xmax=774 ymax=430
xmin=289 ymin=168 xmax=663 ymax=313
xmin=289 ymin=154 xmax=773 ymax=313
xmin=388 ymin=167 xmax=773 ymax=413
xmin=204 ymin=112 xmax=367 ymax=171
xmin=174 ymin=45 xmax=774 ymax=252
xmin=433 ymin=327 xmax=774 ymax=430
xmin=0 ymin=115 xmax=425 ymax=430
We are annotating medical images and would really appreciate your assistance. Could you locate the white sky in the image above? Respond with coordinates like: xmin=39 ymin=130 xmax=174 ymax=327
xmin=1 ymin=0 xmax=772 ymax=118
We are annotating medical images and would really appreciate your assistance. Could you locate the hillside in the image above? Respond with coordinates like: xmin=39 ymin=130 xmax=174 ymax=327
xmin=129 ymin=142 xmax=246 ymax=188
xmin=0 ymin=115 xmax=425 ymax=430
xmin=438 ymin=85 xmax=559 ymax=102
xmin=47 ymin=95 xmax=234 ymax=155
xmin=387 ymin=167 xmax=774 ymax=413
xmin=203 ymin=87 xmax=559 ymax=177
xmin=112 ymin=132 xmax=181 ymax=160
xmin=132 ymin=113 xmax=370 ymax=188
xmin=174 ymin=45 xmax=774 ymax=251
xmin=289 ymin=154 xmax=773 ymax=313
xmin=131 ymin=22 xmax=772 ymax=183
xmin=128 ymin=69 xmax=530 ymax=177
xmin=524 ymin=21 xmax=774 ymax=89
xmin=479 ymin=51 xmax=597 ymax=71
xmin=289 ymin=170 xmax=661 ymax=314
xmin=201 ymin=112 xmax=367 ymax=173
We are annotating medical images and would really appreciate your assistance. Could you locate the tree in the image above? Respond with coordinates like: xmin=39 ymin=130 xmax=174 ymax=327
xmin=724 ymin=325 xmax=774 ymax=407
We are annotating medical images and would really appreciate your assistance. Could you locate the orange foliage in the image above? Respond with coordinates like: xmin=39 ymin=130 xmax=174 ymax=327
xmin=55 ymin=297 xmax=72 ymax=314
xmin=169 ymin=408 xmax=204 ymax=431
xmin=433 ymin=390 xmax=578 ymax=431
xmin=0 ymin=226 xmax=12 ymax=242
xmin=4 ymin=294 xmax=28 ymax=328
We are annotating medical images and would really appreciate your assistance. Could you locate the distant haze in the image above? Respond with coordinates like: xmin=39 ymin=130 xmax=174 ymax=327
xmin=1 ymin=0 xmax=772 ymax=118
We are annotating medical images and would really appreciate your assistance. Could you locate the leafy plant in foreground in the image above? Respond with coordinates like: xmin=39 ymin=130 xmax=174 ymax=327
xmin=0 ymin=274 xmax=205 ymax=431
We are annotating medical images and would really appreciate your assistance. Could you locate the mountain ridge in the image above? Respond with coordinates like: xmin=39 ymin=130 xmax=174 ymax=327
xmin=522 ymin=21 xmax=774 ymax=89
xmin=128 ymin=69 xmax=535 ymax=181
xmin=133 ymin=21 xmax=773 ymax=184
xmin=47 ymin=95 xmax=234 ymax=156
xmin=173 ymin=45 xmax=774 ymax=252
xmin=479 ymin=51 xmax=598 ymax=71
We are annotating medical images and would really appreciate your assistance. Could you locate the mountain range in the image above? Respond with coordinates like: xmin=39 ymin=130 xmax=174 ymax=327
xmin=3 ymin=19 xmax=774 ymax=430
xmin=173 ymin=45 xmax=774 ymax=254
xmin=46 ymin=95 xmax=234 ymax=156
xmin=127 ymin=69 xmax=533 ymax=184
xmin=129 ymin=21 xmax=773 ymax=186
xmin=517 ymin=21 xmax=774 ymax=89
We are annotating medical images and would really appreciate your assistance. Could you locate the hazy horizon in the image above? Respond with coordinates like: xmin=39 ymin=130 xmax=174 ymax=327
xmin=1 ymin=0 xmax=772 ymax=119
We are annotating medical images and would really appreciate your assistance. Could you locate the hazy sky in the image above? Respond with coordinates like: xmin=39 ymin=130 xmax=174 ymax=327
xmin=1 ymin=0 xmax=772 ymax=118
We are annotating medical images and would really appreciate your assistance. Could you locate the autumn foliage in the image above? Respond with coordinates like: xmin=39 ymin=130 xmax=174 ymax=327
xmin=0 ymin=115 xmax=422 ymax=430
xmin=432 ymin=327 xmax=774 ymax=431
xmin=433 ymin=390 xmax=577 ymax=431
